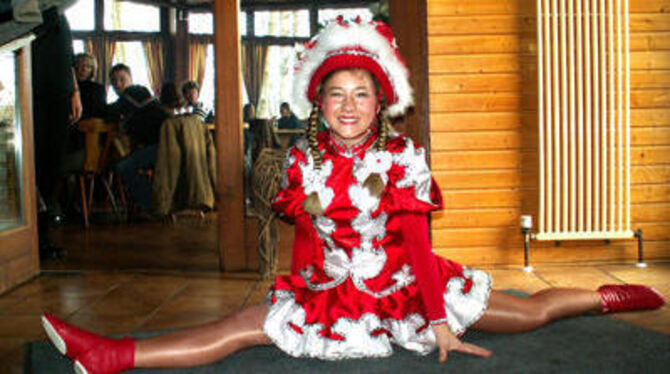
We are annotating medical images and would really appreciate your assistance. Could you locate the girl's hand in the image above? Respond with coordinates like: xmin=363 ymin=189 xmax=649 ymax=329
xmin=432 ymin=323 xmax=492 ymax=363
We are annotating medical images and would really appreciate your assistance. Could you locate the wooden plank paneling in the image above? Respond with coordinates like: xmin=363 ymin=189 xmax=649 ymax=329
xmin=428 ymin=0 xmax=528 ymax=16
xmin=631 ymin=146 xmax=670 ymax=165
xmin=431 ymin=131 xmax=523 ymax=151
xmin=430 ymin=112 xmax=527 ymax=131
xmin=432 ymin=208 xmax=518 ymax=228
xmin=430 ymin=92 xmax=530 ymax=112
xmin=427 ymin=0 xmax=670 ymax=265
xmin=434 ymin=169 xmax=522 ymax=189
xmin=428 ymin=14 xmax=670 ymax=36
xmin=430 ymin=73 xmax=523 ymax=94
xmin=428 ymin=14 xmax=532 ymax=35
xmin=431 ymin=150 xmax=523 ymax=170
xmin=631 ymin=203 xmax=670 ymax=223
xmin=441 ymin=190 xmax=521 ymax=209
xmin=429 ymin=54 xmax=523 ymax=74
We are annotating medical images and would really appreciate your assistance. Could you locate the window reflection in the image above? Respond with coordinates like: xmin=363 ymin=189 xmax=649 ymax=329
xmin=104 ymin=0 xmax=160 ymax=32
xmin=65 ymin=0 xmax=95 ymax=31
xmin=254 ymin=9 xmax=310 ymax=37
xmin=0 ymin=50 xmax=24 ymax=230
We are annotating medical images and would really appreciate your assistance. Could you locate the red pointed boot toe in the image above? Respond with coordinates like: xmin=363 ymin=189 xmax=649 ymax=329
xmin=597 ymin=284 xmax=666 ymax=314
xmin=41 ymin=313 xmax=134 ymax=374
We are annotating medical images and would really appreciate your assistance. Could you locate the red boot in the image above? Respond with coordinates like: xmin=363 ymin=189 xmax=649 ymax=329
xmin=41 ymin=313 xmax=135 ymax=374
xmin=597 ymin=284 xmax=666 ymax=314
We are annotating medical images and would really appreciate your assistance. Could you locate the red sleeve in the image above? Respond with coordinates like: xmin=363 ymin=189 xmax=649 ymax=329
xmin=401 ymin=212 xmax=447 ymax=324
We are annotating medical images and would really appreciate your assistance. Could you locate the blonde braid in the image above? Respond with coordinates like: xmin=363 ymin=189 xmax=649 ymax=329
xmin=303 ymin=101 xmax=325 ymax=215
xmin=377 ymin=98 xmax=389 ymax=152
xmin=361 ymin=97 xmax=390 ymax=198
xmin=308 ymin=101 xmax=322 ymax=170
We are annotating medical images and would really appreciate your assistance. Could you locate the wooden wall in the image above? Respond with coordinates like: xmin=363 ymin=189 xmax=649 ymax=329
xmin=426 ymin=0 xmax=670 ymax=266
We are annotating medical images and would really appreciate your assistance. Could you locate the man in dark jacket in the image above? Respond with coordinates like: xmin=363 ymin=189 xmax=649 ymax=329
xmin=115 ymin=85 xmax=169 ymax=214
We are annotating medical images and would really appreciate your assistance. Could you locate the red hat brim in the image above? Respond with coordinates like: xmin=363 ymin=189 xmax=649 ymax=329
xmin=306 ymin=53 xmax=396 ymax=108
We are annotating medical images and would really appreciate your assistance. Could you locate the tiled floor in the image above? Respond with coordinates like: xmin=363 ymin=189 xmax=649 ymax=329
xmin=1 ymin=262 xmax=668 ymax=373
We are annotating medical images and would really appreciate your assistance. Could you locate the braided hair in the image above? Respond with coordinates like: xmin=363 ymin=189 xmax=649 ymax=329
xmin=307 ymin=99 xmax=322 ymax=170
xmin=376 ymin=96 xmax=390 ymax=152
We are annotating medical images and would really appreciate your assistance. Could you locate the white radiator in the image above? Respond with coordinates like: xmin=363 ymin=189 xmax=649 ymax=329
xmin=535 ymin=0 xmax=633 ymax=241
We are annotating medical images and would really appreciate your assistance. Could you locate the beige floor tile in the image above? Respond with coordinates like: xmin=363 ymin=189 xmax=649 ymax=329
xmin=599 ymin=263 xmax=670 ymax=297
xmin=156 ymin=293 xmax=245 ymax=315
xmin=610 ymin=307 xmax=670 ymax=334
xmin=0 ymin=351 xmax=24 ymax=374
xmin=0 ymin=293 xmax=99 ymax=316
xmin=244 ymin=281 xmax=274 ymax=306
xmin=485 ymin=268 xmax=550 ymax=293
xmin=141 ymin=312 xmax=226 ymax=332
xmin=0 ymin=337 xmax=32 ymax=357
xmin=65 ymin=313 xmax=149 ymax=336
xmin=533 ymin=266 xmax=620 ymax=289
xmin=3 ymin=272 xmax=132 ymax=299
xmin=81 ymin=275 xmax=189 ymax=316
xmin=181 ymin=278 xmax=255 ymax=297
xmin=0 ymin=316 xmax=46 ymax=339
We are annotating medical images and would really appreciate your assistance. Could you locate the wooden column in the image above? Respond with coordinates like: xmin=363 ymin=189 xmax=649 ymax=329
xmin=389 ymin=0 xmax=431 ymax=154
xmin=213 ymin=0 xmax=247 ymax=271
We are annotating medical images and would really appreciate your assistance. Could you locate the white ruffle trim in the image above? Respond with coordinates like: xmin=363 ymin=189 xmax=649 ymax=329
xmin=263 ymin=267 xmax=492 ymax=360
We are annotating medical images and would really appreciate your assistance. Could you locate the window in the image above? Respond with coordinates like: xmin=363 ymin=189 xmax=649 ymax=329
xmin=107 ymin=41 xmax=152 ymax=102
xmin=257 ymin=45 xmax=301 ymax=119
xmin=318 ymin=8 xmax=374 ymax=27
xmin=65 ymin=0 xmax=95 ymax=31
xmin=188 ymin=12 xmax=247 ymax=36
xmin=200 ymin=45 xmax=249 ymax=115
xmin=200 ymin=44 xmax=215 ymax=111
xmin=188 ymin=12 xmax=213 ymax=35
xmin=254 ymin=10 xmax=310 ymax=38
xmin=0 ymin=50 xmax=23 ymax=230
xmin=72 ymin=40 xmax=85 ymax=54
xmin=104 ymin=0 xmax=160 ymax=32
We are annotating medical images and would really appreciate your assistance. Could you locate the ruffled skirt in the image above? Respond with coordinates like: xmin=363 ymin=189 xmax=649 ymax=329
xmin=263 ymin=264 xmax=492 ymax=360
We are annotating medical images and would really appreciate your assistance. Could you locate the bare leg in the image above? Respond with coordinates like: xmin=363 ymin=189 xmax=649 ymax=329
xmin=471 ymin=288 xmax=602 ymax=333
xmin=135 ymin=303 xmax=271 ymax=368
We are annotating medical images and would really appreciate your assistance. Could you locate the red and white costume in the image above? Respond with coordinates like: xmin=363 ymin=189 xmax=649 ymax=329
xmin=263 ymin=130 xmax=492 ymax=359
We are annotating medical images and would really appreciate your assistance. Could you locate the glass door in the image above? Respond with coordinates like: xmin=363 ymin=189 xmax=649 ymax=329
xmin=0 ymin=39 xmax=39 ymax=294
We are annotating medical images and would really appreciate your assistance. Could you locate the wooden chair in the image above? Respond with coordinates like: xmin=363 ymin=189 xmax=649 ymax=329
xmin=76 ymin=118 xmax=119 ymax=227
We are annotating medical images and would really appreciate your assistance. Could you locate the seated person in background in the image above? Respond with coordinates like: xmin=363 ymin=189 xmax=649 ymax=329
xmin=181 ymin=80 xmax=213 ymax=122
xmin=277 ymin=102 xmax=303 ymax=130
xmin=57 ymin=53 xmax=108 ymax=216
xmin=153 ymin=85 xmax=216 ymax=216
xmin=276 ymin=102 xmax=304 ymax=147
xmin=64 ymin=53 xmax=106 ymax=160
xmin=159 ymin=82 xmax=184 ymax=116
xmin=74 ymin=53 xmax=106 ymax=120
xmin=115 ymin=84 xmax=170 ymax=214
xmin=106 ymin=63 xmax=134 ymax=121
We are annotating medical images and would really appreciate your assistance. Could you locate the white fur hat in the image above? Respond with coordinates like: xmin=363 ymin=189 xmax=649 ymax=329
xmin=292 ymin=17 xmax=414 ymax=117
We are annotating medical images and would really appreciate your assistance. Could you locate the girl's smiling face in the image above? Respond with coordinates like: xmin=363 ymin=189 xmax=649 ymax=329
xmin=320 ymin=69 xmax=379 ymax=147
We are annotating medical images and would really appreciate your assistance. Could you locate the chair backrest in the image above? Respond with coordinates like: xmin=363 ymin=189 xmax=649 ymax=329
xmin=77 ymin=118 xmax=116 ymax=173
